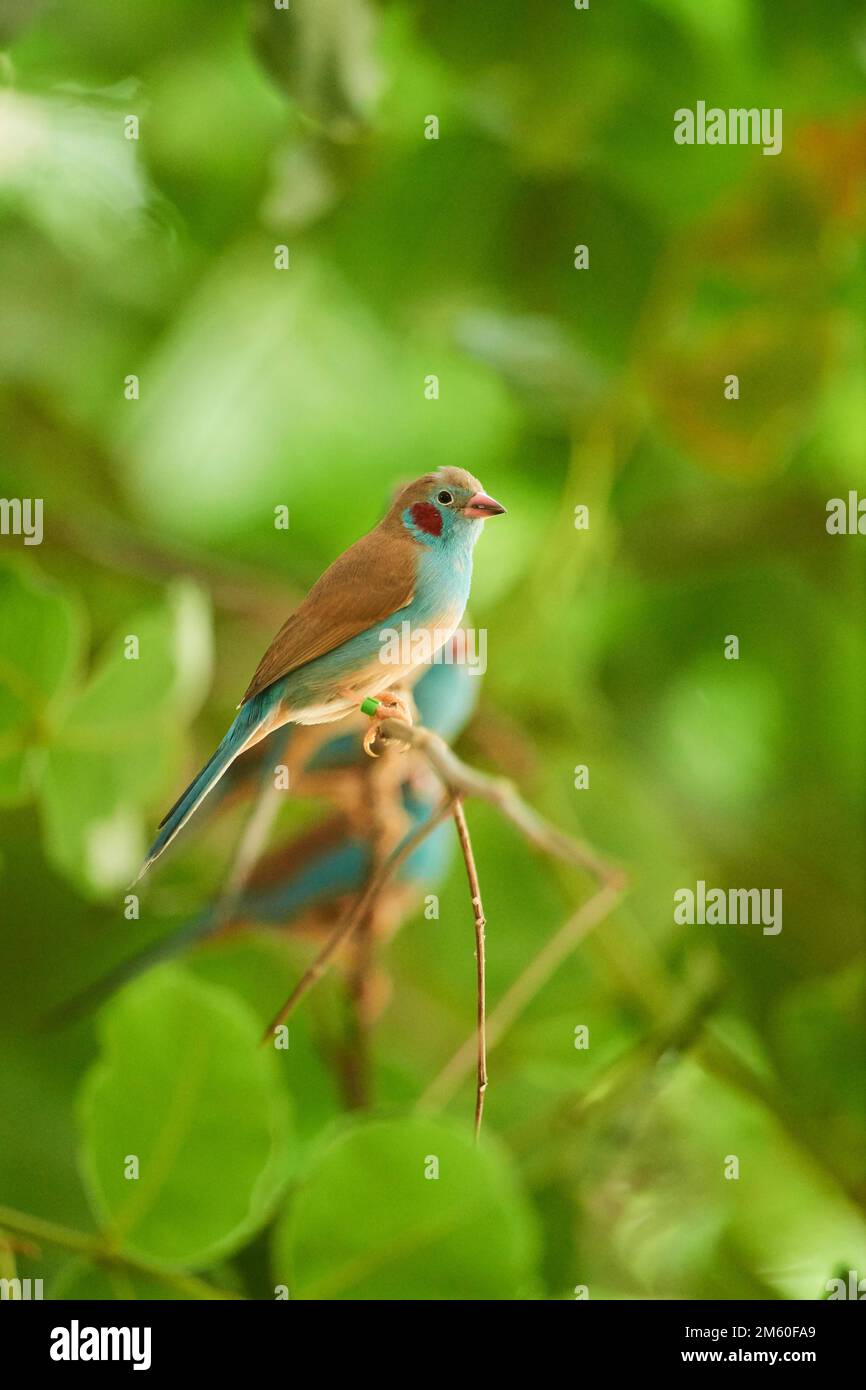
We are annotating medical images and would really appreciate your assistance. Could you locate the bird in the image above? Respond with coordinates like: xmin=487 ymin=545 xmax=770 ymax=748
xmin=51 ymin=647 xmax=481 ymax=1023
xmin=136 ymin=468 xmax=505 ymax=880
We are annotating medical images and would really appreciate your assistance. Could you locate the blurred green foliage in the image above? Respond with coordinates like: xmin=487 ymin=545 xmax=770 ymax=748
xmin=0 ymin=0 xmax=864 ymax=1300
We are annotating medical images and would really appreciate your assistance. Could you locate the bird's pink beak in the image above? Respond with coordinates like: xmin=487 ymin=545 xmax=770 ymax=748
xmin=462 ymin=491 xmax=507 ymax=519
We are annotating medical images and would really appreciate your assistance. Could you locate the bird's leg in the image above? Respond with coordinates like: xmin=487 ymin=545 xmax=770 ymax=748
xmin=359 ymin=691 xmax=413 ymax=757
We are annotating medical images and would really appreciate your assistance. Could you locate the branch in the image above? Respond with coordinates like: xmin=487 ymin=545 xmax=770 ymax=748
xmin=260 ymin=712 xmax=627 ymax=1129
xmin=376 ymin=718 xmax=625 ymax=888
xmin=0 ymin=1205 xmax=242 ymax=1301
xmin=451 ymin=798 xmax=487 ymax=1139
xmin=256 ymin=705 xmax=627 ymax=1140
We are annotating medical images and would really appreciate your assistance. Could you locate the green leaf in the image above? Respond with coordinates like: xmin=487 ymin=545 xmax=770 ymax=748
xmin=63 ymin=580 xmax=212 ymax=734
xmin=0 ymin=564 xmax=82 ymax=804
xmin=0 ymin=563 xmax=82 ymax=726
xmin=38 ymin=581 xmax=212 ymax=893
xmin=0 ymin=91 xmax=153 ymax=261
xmin=251 ymin=0 xmax=384 ymax=140
xmin=78 ymin=967 xmax=293 ymax=1269
xmin=274 ymin=1115 xmax=538 ymax=1299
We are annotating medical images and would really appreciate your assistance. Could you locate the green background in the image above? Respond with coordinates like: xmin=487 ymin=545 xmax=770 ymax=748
xmin=0 ymin=0 xmax=864 ymax=1300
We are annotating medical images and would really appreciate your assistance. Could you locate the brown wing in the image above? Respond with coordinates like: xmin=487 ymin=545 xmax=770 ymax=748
xmin=240 ymin=524 xmax=417 ymax=705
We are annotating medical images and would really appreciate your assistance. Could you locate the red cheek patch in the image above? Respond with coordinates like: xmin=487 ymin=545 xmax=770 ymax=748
xmin=410 ymin=502 xmax=443 ymax=537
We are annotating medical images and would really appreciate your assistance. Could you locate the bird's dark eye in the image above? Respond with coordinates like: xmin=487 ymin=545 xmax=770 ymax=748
xmin=436 ymin=490 xmax=453 ymax=505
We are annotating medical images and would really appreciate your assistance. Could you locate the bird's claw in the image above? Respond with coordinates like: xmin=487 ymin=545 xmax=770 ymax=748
xmin=361 ymin=693 xmax=413 ymax=757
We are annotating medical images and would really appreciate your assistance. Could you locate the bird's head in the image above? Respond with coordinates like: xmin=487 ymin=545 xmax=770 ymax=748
xmin=389 ymin=468 xmax=506 ymax=547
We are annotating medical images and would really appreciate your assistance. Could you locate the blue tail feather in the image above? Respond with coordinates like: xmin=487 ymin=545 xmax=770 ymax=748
xmin=137 ymin=697 xmax=273 ymax=880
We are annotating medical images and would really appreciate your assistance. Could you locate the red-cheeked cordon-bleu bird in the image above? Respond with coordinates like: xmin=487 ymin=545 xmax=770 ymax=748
xmin=136 ymin=468 xmax=506 ymax=879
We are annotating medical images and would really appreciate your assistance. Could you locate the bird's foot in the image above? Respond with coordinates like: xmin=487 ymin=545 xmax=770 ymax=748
xmin=360 ymin=692 xmax=413 ymax=757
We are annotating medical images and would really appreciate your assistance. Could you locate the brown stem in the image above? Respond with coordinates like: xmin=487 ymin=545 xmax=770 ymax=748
xmin=451 ymin=798 xmax=488 ymax=1140
xmin=376 ymin=718 xmax=625 ymax=888
xmin=421 ymin=880 xmax=625 ymax=1110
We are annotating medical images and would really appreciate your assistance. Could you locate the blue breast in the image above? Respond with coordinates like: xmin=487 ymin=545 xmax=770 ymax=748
xmin=274 ymin=533 xmax=474 ymax=711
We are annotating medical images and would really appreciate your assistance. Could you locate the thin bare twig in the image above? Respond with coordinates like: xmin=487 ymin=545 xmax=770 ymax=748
xmin=372 ymin=716 xmax=626 ymax=1125
xmin=261 ymin=795 xmax=455 ymax=1044
xmin=420 ymin=879 xmax=625 ymax=1110
xmin=451 ymin=798 xmax=487 ymax=1139
xmin=376 ymin=718 xmax=625 ymax=887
